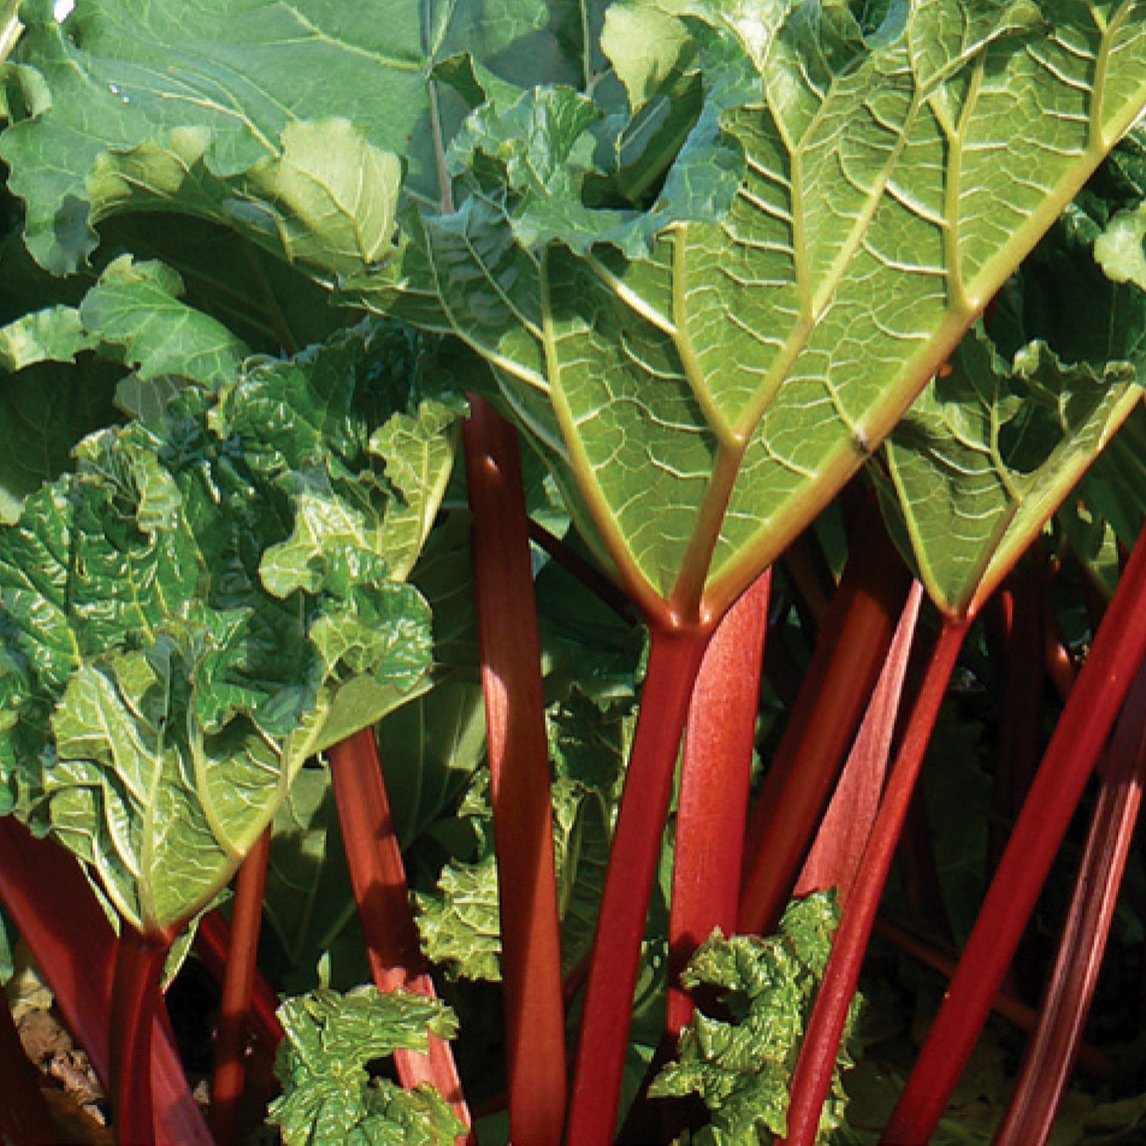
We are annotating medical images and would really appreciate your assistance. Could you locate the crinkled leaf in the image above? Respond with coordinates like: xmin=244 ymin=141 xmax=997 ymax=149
xmin=0 ymin=323 xmax=453 ymax=931
xmin=415 ymin=690 xmax=630 ymax=982
xmin=268 ymin=986 xmax=464 ymax=1146
xmin=1094 ymin=198 xmax=1146 ymax=291
xmin=411 ymin=1 xmax=1146 ymax=625
xmin=878 ymin=327 xmax=1140 ymax=618
xmin=415 ymin=849 xmax=502 ymax=983
xmin=443 ymin=17 xmax=754 ymax=261
xmin=369 ymin=397 xmax=466 ymax=582
xmin=1092 ymin=124 xmax=1146 ymax=290
xmin=650 ymin=892 xmax=852 ymax=1142
xmin=0 ymin=250 xmax=248 ymax=518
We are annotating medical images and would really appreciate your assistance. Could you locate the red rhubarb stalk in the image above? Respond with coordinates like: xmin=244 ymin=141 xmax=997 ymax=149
xmin=783 ymin=601 xmax=967 ymax=1146
xmin=873 ymin=919 xmax=1112 ymax=1080
xmin=109 ymin=925 xmax=176 ymax=1145
xmin=987 ymin=573 xmax=1046 ymax=874
xmin=739 ymin=516 xmax=911 ymax=935
xmin=883 ymin=526 xmax=1146 ymax=1145
xmin=0 ymin=820 xmax=209 ymax=1145
xmin=667 ymin=570 xmax=771 ymax=1037
xmin=567 ymin=622 xmax=712 ymax=1145
xmin=328 ymin=728 xmax=472 ymax=1138
xmin=463 ymin=395 xmax=567 ymax=1146
xmin=209 ymin=827 xmax=272 ymax=1145
xmin=994 ymin=655 xmax=1146 ymax=1145
xmin=795 ymin=581 xmax=924 ymax=904
xmin=195 ymin=907 xmax=284 ymax=1055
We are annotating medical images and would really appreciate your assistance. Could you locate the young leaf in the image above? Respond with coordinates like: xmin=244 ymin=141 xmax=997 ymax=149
xmin=415 ymin=692 xmax=630 ymax=982
xmin=79 ymin=254 xmax=249 ymax=405
xmin=267 ymin=986 xmax=465 ymax=1146
xmin=650 ymin=892 xmax=854 ymax=1142
xmin=0 ymin=304 xmax=95 ymax=370
xmin=0 ymin=251 xmax=249 ymax=518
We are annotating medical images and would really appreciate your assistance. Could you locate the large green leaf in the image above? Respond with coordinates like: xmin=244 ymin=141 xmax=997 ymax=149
xmin=879 ymin=128 xmax=1146 ymax=619
xmin=0 ymin=322 xmax=458 ymax=932
xmin=409 ymin=1 xmax=1146 ymax=624
xmin=0 ymin=0 xmax=603 ymax=274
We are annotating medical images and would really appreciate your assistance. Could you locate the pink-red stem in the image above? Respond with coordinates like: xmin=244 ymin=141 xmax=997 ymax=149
xmin=109 ymin=925 xmax=175 ymax=1146
xmin=209 ymin=828 xmax=272 ymax=1145
xmin=884 ymin=526 xmax=1146 ymax=1144
xmin=195 ymin=907 xmax=284 ymax=1054
xmin=782 ymin=609 xmax=969 ymax=1146
xmin=0 ymin=820 xmax=209 ymax=1145
xmin=668 ymin=570 xmax=771 ymax=1036
xmin=873 ymin=919 xmax=1112 ymax=1080
xmin=796 ymin=581 xmax=925 ymax=905
xmin=994 ymin=655 xmax=1146 ymax=1144
xmin=739 ymin=517 xmax=911 ymax=935
xmin=463 ymin=395 xmax=567 ymax=1145
xmin=328 ymin=728 xmax=472 ymax=1139
xmin=566 ymin=623 xmax=712 ymax=1146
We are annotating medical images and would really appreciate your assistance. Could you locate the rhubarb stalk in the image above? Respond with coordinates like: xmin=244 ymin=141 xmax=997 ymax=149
xmin=209 ymin=828 xmax=272 ymax=1145
xmin=884 ymin=526 xmax=1146 ymax=1144
xmin=667 ymin=570 xmax=771 ymax=1037
xmin=994 ymin=655 xmax=1146 ymax=1145
xmin=783 ymin=602 xmax=968 ymax=1146
xmin=463 ymin=395 xmax=567 ymax=1146
xmin=566 ymin=622 xmax=711 ymax=1145
xmin=328 ymin=728 xmax=471 ymax=1138
xmin=739 ymin=515 xmax=911 ymax=935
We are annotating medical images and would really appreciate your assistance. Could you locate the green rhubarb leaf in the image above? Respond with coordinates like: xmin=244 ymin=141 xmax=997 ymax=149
xmin=600 ymin=0 xmax=691 ymax=115
xmin=416 ymin=848 xmax=503 ymax=983
xmin=1092 ymin=125 xmax=1146 ymax=291
xmin=268 ymin=986 xmax=464 ymax=1146
xmin=264 ymin=766 xmax=357 ymax=980
xmin=79 ymin=254 xmax=249 ymax=409
xmin=0 ymin=304 xmax=94 ymax=370
xmin=1094 ymin=199 xmax=1146 ymax=291
xmin=374 ymin=514 xmax=486 ymax=848
xmin=650 ymin=892 xmax=853 ymax=1143
xmin=0 ymin=323 xmax=452 ymax=932
xmin=96 ymin=212 xmax=349 ymax=356
xmin=411 ymin=1 xmax=1146 ymax=625
xmin=1059 ymin=406 xmax=1146 ymax=596
xmin=0 ymin=0 xmax=599 ymax=275
xmin=0 ymin=250 xmax=248 ymax=519
xmin=878 ymin=327 xmax=1141 ymax=618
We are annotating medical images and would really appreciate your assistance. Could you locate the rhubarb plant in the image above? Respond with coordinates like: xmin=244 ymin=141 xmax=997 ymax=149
xmin=0 ymin=1 xmax=1145 ymax=1144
